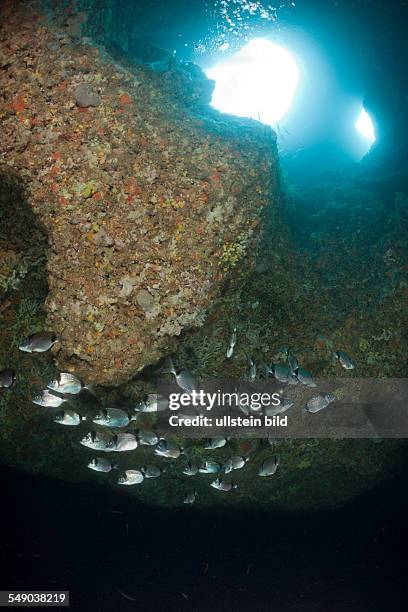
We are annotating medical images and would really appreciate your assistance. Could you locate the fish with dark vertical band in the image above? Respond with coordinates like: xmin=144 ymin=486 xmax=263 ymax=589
xmin=182 ymin=460 xmax=199 ymax=476
xmin=141 ymin=465 xmax=164 ymax=478
xmin=54 ymin=409 xmax=86 ymax=426
xmin=199 ymin=460 xmax=221 ymax=474
xmin=210 ymin=478 xmax=237 ymax=491
xmin=118 ymin=470 xmax=144 ymax=485
xmin=258 ymin=455 xmax=280 ymax=476
xmin=183 ymin=491 xmax=197 ymax=504
xmin=224 ymin=455 xmax=248 ymax=474
xmin=305 ymin=393 xmax=336 ymax=413
xmin=93 ymin=408 xmax=135 ymax=428
xmin=333 ymin=351 xmax=355 ymax=370
xmin=87 ymin=457 xmax=117 ymax=473
xmin=136 ymin=430 xmax=159 ymax=446
xmin=0 ymin=369 xmax=15 ymax=388
xmin=155 ymin=438 xmax=182 ymax=459
xmin=294 ymin=367 xmax=317 ymax=387
xmin=19 ymin=332 xmax=57 ymax=353
xmin=32 ymin=389 xmax=69 ymax=408
xmin=163 ymin=357 xmax=198 ymax=394
xmin=47 ymin=373 xmax=84 ymax=395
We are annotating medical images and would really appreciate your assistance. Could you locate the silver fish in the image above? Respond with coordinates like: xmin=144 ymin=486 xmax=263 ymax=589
xmin=199 ymin=460 xmax=221 ymax=474
xmin=264 ymin=398 xmax=294 ymax=417
xmin=108 ymin=432 xmax=138 ymax=452
xmin=47 ymin=372 xmax=83 ymax=395
xmin=19 ymin=331 xmax=57 ymax=353
xmin=258 ymin=455 xmax=280 ymax=476
xmin=165 ymin=357 xmax=198 ymax=394
xmin=183 ymin=491 xmax=197 ymax=504
xmin=203 ymin=436 xmax=227 ymax=450
xmin=224 ymin=456 xmax=248 ymax=474
xmin=154 ymin=438 xmax=182 ymax=459
xmin=32 ymin=389 xmax=68 ymax=408
xmin=135 ymin=393 xmax=168 ymax=413
xmin=81 ymin=431 xmax=138 ymax=452
xmin=226 ymin=327 xmax=237 ymax=359
xmin=87 ymin=457 xmax=116 ymax=473
xmin=136 ymin=430 xmax=159 ymax=446
xmin=54 ymin=409 xmax=85 ymax=426
xmin=80 ymin=431 xmax=111 ymax=451
xmin=175 ymin=369 xmax=198 ymax=394
xmin=295 ymin=367 xmax=317 ymax=387
xmin=141 ymin=465 xmax=164 ymax=478
xmin=305 ymin=393 xmax=336 ymax=414
xmin=246 ymin=354 xmax=257 ymax=380
xmin=177 ymin=406 xmax=199 ymax=422
xmin=271 ymin=363 xmax=292 ymax=383
xmin=0 ymin=368 xmax=15 ymax=388
xmin=182 ymin=461 xmax=199 ymax=476
xmin=334 ymin=351 xmax=355 ymax=370
xmin=288 ymin=352 xmax=299 ymax=373
xmin=235 ymin=389 xmax=250 ymax=416
xmin=118 ymin=470 xmax=144 ymax=485
xmin=92 ymin=408 xmax=135 ymax=428
xmin=210 ymin=478 xmax=237 ymax=491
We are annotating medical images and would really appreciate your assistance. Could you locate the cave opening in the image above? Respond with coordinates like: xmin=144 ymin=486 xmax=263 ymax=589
xmin=355 ymin=108 xmax=376 ymax=143
xmin=204 ymin=38 xmax=300 ymax=126
xmin=0 ymin=3 xmax=407 ymax=608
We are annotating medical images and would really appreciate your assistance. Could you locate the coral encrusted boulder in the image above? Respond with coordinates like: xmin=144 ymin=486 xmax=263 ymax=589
xmin=0 ymin=2 xmax=281 ymax=385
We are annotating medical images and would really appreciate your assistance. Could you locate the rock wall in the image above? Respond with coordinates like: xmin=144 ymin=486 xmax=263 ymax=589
xmin=0 ymin=1 xmax=281 ymax=386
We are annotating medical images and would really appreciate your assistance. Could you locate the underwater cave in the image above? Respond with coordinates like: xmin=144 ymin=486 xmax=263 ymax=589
xmin=0 ymin=0 xmax=407 ymax=609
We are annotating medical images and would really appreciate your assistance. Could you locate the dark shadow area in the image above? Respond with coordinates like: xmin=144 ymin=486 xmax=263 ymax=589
xmin=2 ymin=4 xmax=408 ymax=610
xmin=1 ymin=448 xmax=408 ymax=611
xmin=0 ymin=170 xmax=55 ymax=466
xmin=0 ymin=169 xmax=49 ymax=300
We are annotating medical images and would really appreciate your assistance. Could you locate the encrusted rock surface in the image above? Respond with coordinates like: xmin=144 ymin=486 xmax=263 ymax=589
xmin=0 ymin=2 xmax=281 ymax=385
